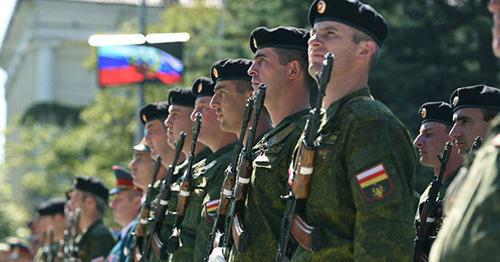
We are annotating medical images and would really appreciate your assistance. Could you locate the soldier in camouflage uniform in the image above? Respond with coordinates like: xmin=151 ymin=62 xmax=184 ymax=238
xmin=185 ymin=77 xmax=238 ymax=261
xmin=106 ymin=166 xmax=142 ymax=262
xmin=163 ymin=88 xmax=212 ymax=261
xmin=226 ymin=26 xmax=313 ymax=261
xmin=413 ymin=102 xmax=463 ymax=260
xmin=429 ymin=13 xmax=500 ymax=255
xmin=443 ymin=85 xmax=500 ymax=213
xmin=33 ymin=198 xmax=66 ymax=262
xmin=67 ymin=176 xmax=115 ymax=261
xmin=288 ymin=0 xmax=417 ymax=260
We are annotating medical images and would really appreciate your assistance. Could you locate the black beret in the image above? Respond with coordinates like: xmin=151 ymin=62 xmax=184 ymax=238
xmin=139 ymin=102 xmax=169 ymax=125
xmin=73 ymin=176 xmax=109 ymax=202
xmin=168 ymin=88 xmax=196 ymax=108
xmin=133 ymin=138 xmax=151 ymax=153
xmin=36 ymin=198 xmax=66 ymax=216
xmin=308 ymin=0 xmax=389 ymax=46
xmin=450 ymin=85 xmax=500 ymax=112
xmin=419 ymin=102 xmax=453 ymax=126
xmin=192 ymin=77 xmax=215 ymax=98
xmin=249 ymin=26 xmax=310 ymax=54
xmin=211 ymin=59 xmax=253 ymax=84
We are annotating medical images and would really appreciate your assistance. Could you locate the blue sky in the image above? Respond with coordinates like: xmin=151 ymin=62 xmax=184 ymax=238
xmin=0 ymin=0 xmax=17 ymax=162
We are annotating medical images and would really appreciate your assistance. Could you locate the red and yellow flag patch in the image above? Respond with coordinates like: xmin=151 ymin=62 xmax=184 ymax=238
xmin=355 ymin=164 xmax=393 ymax=202
xmin=206 ymin=199 xmax=220 ymax=214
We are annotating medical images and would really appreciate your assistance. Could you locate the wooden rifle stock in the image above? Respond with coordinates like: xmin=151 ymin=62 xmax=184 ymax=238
xmin=204 ymin=97 xmax=255 ymax=261
xmin=276 ymin=53 xmax=334 ymax=262
xmin=147 ymin=132 xmax=186 ymax=260
xmin=134 ymin=155 xmax=162 ymax=261
xmin=224 ymin=84 xmax=266 ymax=257
xmin=414 ymin=141 xmax=453 ymax=261
xmin=164 ymin=113 xmax=203 ymax=255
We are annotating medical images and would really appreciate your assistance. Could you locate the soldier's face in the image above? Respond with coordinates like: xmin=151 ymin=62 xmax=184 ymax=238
xmin=211 ymin=81 xmax=252 ymax=134
xmin=67 ymin=190 xmax=84 ymax=212
xmin=164 ymin=105 xmax=194 ymax=149
xmin=413 ymin=122 xmax=451 ymax=168
xmin=308 ymin=21 xmax=359 ymax=77
xmin=490 ymin=0 xmax=500 ymax=57
xmin=248 ymin=47 xmax=289 ymax=108
xmin=128 ymin=151 xmax=154 ymax=190
xmin=145 ymin=120 xmax=171 ymax=157
xmin=191 ymin=96 xmax=219 ymax=146
xmin=110 ymin=190 xmax=141 ymax=227
xmin=449 ymin=108 xmax=490 ymax=155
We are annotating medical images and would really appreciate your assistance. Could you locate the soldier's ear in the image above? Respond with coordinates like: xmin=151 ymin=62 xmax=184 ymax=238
xmin=356 ymin=41 xmax=376 ymax=63
xmin=287 ymin=60 xmax=301 ymax=80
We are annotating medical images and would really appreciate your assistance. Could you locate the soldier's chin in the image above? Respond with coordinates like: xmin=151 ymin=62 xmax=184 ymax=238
xmin=308 ymin=63 xmax=323 ymax=78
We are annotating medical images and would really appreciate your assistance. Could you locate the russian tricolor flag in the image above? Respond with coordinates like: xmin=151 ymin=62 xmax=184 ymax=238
xmin=98 ymin=45 xmax=183 ymax=87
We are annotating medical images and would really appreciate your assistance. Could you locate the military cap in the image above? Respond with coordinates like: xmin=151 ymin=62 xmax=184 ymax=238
xmin=168 ymin=88 xmax=196 ymax=108
xmin=36 ymin=198 xmax=66 ymax=216
xmin=133 ymin=138 xmax=151 ymax=153
xmin=139 ymin=102 xmax=169 ymax=125
xmin=249 ymin=26 xmax=310 ymax=53
xmin=308 ymin=0 xmax=389 ymax=46
xmin=210 ymin=58 xmax=252 ymax=84
xmin=419 ymin=102 xmax=453 ymax=126
xmin=192 ymin=77 xmax=215 ymax=98
xmin=110 ymin=165 xmax=139 ymax=195
xmin=73 ymin=176 xmax=110 ymax=202
xmin=450 ymin=85 xmax=500 ymax=112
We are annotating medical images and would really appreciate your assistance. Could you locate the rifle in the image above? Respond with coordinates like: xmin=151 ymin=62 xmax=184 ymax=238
xmin=470 ymin=136 xmax=483 ymax=154
xmin=164 ymin=113 xmax=203 ymax=254
xmin=134 ymin=155 xmax=162 ymax=260
xmin=276 ymin=53 xmax=334 ymax=261
xmin=414 ymin=141 xmax=453 ymax=261
xmin=222 ymin=84 xmax=267 ymax=259
xmin=149 ymin=132 xmax=187 ymax=260
xmin=203 ymin=97 xmax=255 ymax=261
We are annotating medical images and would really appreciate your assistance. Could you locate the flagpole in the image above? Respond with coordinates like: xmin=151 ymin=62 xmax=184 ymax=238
xmin=136 ymin=0 xmax=147 ymax=143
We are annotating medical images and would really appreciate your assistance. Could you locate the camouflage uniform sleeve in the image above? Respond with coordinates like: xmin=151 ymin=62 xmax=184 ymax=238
xmin=344 ymin=113 xmax=416 ymax=261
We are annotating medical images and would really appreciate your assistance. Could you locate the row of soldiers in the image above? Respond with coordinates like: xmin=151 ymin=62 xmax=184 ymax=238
xmin=10 ymin=0 xmax=500 ymax=261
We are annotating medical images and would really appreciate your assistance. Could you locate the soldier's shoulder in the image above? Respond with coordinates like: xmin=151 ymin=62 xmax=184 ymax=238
xmin=343 ymin=98 xmax=405 ymax=130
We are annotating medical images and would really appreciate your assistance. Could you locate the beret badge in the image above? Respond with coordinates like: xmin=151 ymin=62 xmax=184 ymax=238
xmin=317 ymin=0 xmax=327 ymax=14
xmin=420 ymin=108 xmax=427 ymax=119
xmin=212 ymin=67 xmax=219 ymax=78
xmin=452 ymin=96 xmax=459 ymax=106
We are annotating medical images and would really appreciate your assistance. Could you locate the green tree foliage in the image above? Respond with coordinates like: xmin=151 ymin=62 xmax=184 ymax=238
xmin=1 ymin=0 xmax=498 ymax=229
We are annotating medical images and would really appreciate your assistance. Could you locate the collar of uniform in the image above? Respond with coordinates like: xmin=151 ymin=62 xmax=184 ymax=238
xmin=325 ymin=86 xmax=372 ymax=120
xmin=207 ymin=141 xmax=236 ymax=162
xmin=194 ymin=147 xmax=213 ymax=163
xmin=78 ymin=219 xmax=104 ymax=241
xmin=260 ymin=108 xmax=310 ymax=144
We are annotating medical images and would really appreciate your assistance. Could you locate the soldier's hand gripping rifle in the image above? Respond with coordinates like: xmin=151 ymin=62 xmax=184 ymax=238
xmin=203 ymin=97 xmax=255 ymax=261
xmin=222 ymin=84 xmax=266 ymax=259
xmin=164 ymin=113 xmax=203 ymax=254
xmin=276 ymin=53 xmax=334 ymax=261
xmin=414 ymin=141 xmax=453 ymax=262
xmin=134 ymin=155 xmax=162 ymax=258
xmin=149 ymin=132 xmax=186 ymax=260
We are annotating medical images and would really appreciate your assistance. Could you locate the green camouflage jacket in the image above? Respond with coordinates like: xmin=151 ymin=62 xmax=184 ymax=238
xmin=291 ymin=87 xmax=417 ymax=261
xmin=192 ymin=142 xmax=236 ymax=261
xmin=429 ymin=116 xmax=500 ymax=261
xmin=167 ymin=148 xmax=212 ymax=261
xmin=231 ymin=109 xmax=309 ymax=262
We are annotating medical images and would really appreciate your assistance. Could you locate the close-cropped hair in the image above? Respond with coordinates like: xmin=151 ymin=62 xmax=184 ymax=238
xmin=273 ymin=47 xmax=315 ymax=88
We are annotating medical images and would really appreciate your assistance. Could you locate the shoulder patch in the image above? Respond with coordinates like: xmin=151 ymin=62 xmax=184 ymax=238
xmin=355 ymin=163 xmax=393 ymax=202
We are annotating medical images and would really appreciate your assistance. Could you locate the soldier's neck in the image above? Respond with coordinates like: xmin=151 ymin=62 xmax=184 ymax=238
xmin=155 ymin=164 xmax=168 ymax=182
xmin=80 ymin=212 xmax=101 ymax=232
xmin=242 ymin=111 xmax=273 ymax=145
xmin=322 ymin=70 xmax=368 ymax=109
xmin=267 ymin=85 xmax=310 ymax=127
xmin=205 ymin=132 xmax=237 ymax=152
xmin=182 ymin=142 xmax=207 ymax=157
